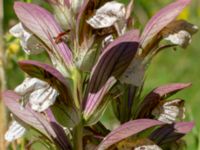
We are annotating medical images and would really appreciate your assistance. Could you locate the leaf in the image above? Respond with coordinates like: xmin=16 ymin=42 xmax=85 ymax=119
xmin=149 ymin=122 xmax=194 ymax=145
xmin=137 ymin=83 xmax=191 ymax=118
xmin=18 ymin=60 xmax=72 ymax=103
xmin=14 ymin=2 xmax=72 ymax=67
xmin=3 ymin=91 xmax=56 ymax=140
xmin=140 ymin=0 xmax=191 ymax=51
xmin=97 ymin=119 xmax=164 ymax=150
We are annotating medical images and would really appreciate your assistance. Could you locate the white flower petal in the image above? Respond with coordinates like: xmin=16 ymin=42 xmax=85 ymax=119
xmin=9 ymin=23 xmax=45 ymax=55
xmin=152 ymin=99 xmax=185 ymax=124
xmin=29 ymin=86 xmax=59 ymax=112
xmin=5 ymin=121 xmax=26 ymax=142
xmin=87 ymin=1 xmax=126 ymax=29
xmin=9 ymin=23 xmax=24 ymax=37
xmin=14 ymin=77 xmax=47 ymax=95
xmin=88 ymin=14 xmax=117 ymax=29
xmin=162 ymin=20 xmax=198 ymax=48
xmin=96 ymin=1 xmax=125 ymax=18
xmin=164 ymin=30 xmax=191 ymax=48
xmin=14 ymin=77 xmax=59 ymax=112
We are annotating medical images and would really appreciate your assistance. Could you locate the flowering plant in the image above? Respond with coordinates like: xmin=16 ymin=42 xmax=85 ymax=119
xmin=3 ymin=0 xmax=198 ymax=149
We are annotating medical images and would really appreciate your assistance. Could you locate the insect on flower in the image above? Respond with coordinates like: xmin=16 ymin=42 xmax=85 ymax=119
xmin=53 ymin=30 xmax=71 ymax=44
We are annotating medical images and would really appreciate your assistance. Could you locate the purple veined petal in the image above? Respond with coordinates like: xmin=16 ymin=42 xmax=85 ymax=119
xmin=3 ymin=91 xmax=56 ymax=140
xmin=83 ymin=30 xmax=139 ymax=121
xmin=46 ymin=109 xmax=72 ymax=150
xmin=140 ymin=0 xmax=191 ymax=50
xmin=104 ymin=29 xmax=140 ymax=53
xmin=50 ymin=122 xmax=72 ymax=150
xmin=149 ymin=121 xmax=194 ymax=145
xmin=46 ymin=108 xmax=57 ymax=122
xmin=88 ymin=30 xmax=140 ymax=93
xmin=137 ymin=83 xmax=191 ymax=118
xmin=150 ymin=83 xmax=191 ymax=97
xmin=175 ymin=121 xmax=194 ymax=134
xmin=18 ymin=60 xmax=68 ymax=87
xmin=83 ymin=77 xmax=116 ymax=123
xmin=18 ymin=60 xmax=72 ymax=103
xmin=97 ymin=119 xmax=165 ymax=150
xmin=14 ymin=2 xmax=73 ymax=67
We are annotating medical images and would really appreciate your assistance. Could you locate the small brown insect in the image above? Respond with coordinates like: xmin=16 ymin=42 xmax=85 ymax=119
xmin=54 ymin=30 xmax=70 ymax=44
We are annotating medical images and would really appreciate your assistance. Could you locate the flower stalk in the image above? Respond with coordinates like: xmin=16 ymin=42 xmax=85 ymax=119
xmin=73 ymin=120 xmax=83 ymax=150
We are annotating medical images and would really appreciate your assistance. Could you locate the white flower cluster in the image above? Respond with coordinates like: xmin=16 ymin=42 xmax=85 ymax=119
xmin=6 ymin=24 xmax=59 ymax=141
xmin=5 ymin=78 xmax=59 ymax=142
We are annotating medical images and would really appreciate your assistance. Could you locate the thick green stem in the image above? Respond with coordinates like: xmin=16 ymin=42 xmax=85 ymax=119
xmin=73 ymin=121 xmax=83 ymax=150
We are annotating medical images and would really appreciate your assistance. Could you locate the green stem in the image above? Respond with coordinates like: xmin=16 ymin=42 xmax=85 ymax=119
xmin=73 ymin=121 xmax=83 ymax=150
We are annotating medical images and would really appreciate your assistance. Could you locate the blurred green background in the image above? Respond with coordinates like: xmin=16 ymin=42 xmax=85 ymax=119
xmin=1 ymin=0 xmax=200 ymax=149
